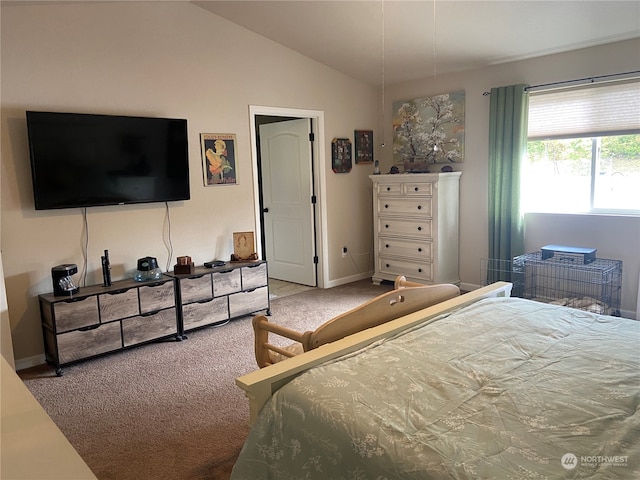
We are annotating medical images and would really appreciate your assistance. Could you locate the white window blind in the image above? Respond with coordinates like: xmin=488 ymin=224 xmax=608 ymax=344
xmin=528 ymin=79 xmax=640 ymax=140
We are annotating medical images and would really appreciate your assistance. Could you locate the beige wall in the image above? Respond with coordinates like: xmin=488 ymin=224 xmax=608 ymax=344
xmin=1 ymin=2 xmax=639 ymax=367
xmin=379 ymin=38 xmax=640 ymax=318
xmin=1 ymin=2 xmax=378 ymax=367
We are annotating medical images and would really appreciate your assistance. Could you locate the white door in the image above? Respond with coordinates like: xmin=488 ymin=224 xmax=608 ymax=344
xmin=259 ymin=119 xmax=316 ymax=286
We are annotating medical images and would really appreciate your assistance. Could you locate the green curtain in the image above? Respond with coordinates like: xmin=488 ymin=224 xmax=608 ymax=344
xmin=487 ymin=84 xmax=529 ymax=285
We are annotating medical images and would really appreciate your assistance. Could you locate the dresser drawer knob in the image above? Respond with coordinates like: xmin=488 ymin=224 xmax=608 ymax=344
xmin=417 ymin=205 xmax=422 ymax=210
xmin=414 ymin=187 xmax=419 ymax=192
xmin=385 ymin=204 xmax=389 ymax=209
xmin=386 ymin=263 xmax=390 ymax=268
xmin=418 ymin=248 xmax=422 ymax=252
xmin=385 ymin=244 xmax=389 ymax=248
xmin=417 ymin=226 xmax=422 ymax=231
xmin=386 ymin=187 xmax=391 ymax=191
xmin=385 ymin=224 xmax=389 ymax=229
xmin=418 ymin=268 xmax=423 ymax=273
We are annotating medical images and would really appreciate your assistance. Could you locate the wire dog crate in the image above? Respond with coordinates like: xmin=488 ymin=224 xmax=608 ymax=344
xmin=482 ymin=250 xmax=622 ymax=316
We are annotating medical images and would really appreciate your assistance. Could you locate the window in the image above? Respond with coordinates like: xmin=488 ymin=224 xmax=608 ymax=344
xmin=522 ymin=79 xmax=640 ymax=215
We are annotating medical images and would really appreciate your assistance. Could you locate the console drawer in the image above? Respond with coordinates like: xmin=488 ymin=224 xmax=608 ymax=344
xmin=179 ymin=274 xmax=213 ymax=303
xmin=213 ymin=269 xmax=241 ymax=296
xmin=57 ymin=322 xmax=122 ymax=364
xmin=139 ymin=281 xmax=175 ymax=313
xmin=241 ymin=263 xmax=267 ymax=290
xmin=99 ymin=288 xmax=139 ymax=322
xmin=122 ymin=308 xmax=177 ymax=346
xmin=182 ymin=297 xmax=228 ymax=331
xmin=52 ymin=296 xmax=100 ymax=333
xmin=229 ymin=286 xmax=269 ymax=318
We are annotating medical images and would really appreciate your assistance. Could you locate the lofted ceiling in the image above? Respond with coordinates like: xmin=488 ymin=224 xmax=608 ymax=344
xmin=194 ymin=1 xmax=640 ymax=87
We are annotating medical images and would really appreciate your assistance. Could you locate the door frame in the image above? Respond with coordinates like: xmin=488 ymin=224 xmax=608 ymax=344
xmin=249 ymin=105 xmax=328 ymax=289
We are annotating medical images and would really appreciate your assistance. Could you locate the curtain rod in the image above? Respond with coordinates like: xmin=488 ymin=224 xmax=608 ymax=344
xmin=482 ymin=70 xmax=640 ymax=96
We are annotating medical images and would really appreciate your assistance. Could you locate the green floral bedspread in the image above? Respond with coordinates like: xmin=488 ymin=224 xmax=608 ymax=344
xmin=231 ymin=297 xmax=640 ymax=479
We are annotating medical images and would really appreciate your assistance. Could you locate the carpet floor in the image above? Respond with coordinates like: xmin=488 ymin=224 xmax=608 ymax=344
xmin=19 ymin=279 xmax=392 ymax=480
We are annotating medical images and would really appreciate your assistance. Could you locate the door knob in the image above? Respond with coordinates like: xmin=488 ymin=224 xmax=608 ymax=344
xmin=263 ymin=208 xmax=269 ymax=213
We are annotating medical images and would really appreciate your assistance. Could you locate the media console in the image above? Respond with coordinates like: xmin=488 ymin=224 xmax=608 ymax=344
xmin=39 ymin=261 xmax=269 ymax=375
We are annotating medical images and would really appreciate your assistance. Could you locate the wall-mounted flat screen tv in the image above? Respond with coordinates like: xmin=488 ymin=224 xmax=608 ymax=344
xmin=26 ymin=111 xmax=190 ymax=210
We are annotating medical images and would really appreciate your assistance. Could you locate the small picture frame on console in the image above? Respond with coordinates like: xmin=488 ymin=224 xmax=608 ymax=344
xmin=232 ymin=231 xmax=258 ymax=262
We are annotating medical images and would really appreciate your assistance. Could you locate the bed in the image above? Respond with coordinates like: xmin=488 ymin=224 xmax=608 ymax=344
xmin=232 ymin=282 xmax=639 ymax=479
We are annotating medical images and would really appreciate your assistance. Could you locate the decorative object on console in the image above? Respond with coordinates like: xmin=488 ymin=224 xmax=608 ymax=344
xmin=201 ymin=133 xmax=237 ymax=186
xmin=354 ymin=130 xmax=374 ymax=164
xmin=134 ymin=256 xmax=163 ymax=282
xmin=204 ymin=260 xmax=226 ymax=268
xmin=51 ymin=264 xmax=79 ymax=296
xmin=331 ymin=137 xmax=352 ymax=173
xmin=392 ymin=90 xmax=465 ymax=172
xmin=174 ymin=255 xmax=195 ymax=275
xmin=101 ymin=249 xmax=112 ymax=287
xmin=231 ymin=232 xmax=258 ymax=262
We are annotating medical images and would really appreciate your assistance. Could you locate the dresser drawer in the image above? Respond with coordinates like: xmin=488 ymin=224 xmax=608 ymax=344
xmin=378 ymin=217 xmax=432 ymax=238
xmin=403 ymin=182 xmax=433 ymax=196
xmin=378 ymin=197 xmax=432 ymax=216
xmin=52 ymin=296 xmax=100 ymax=333
xmin=378 ymin=257 xmax=433 ymax=282
xmin=122 ymin=308 xmax=177 ymax=346
xmin=379 ymin=238 xmax=432 ymax=260
xmin=229 ymin=286 xmax=269 ymax=318
xmin=213 ymin=269 xmax=242 ymax=296
xmin=99 ymin=288 xmax=139 ymax=322
xmin=57 ymin=322 xmax=122 ymax=364
xmin=179 ymin=274 xmax=213 ymax=303
xmin=241 ymin=263 xmax=268 ymax=290
xmin=182 ymin=297 xmax=229 ymax=331
xmin=377 ymin=183 xmax=402 ymax=195
xmin=139 ymin=281 xmax=175 ymax=313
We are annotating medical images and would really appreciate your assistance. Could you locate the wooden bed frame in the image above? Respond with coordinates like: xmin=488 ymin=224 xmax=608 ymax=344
xmin=252 ymin=277 xmax=460 ymax=368
xmin=237 ymin=281 xmax=513 ymax=424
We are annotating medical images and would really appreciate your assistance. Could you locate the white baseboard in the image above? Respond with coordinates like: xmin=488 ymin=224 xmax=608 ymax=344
xmin=323 ymin=271 xmax=374 ymax=289
xmin=15 ymin=354 xmax=45 ymax=372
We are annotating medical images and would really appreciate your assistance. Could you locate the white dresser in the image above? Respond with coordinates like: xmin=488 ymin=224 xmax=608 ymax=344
xmin=370 ymin=172 xmax=461 ymax=285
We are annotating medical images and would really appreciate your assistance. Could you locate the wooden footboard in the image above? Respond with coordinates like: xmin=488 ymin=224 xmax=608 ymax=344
xmin=236 ymin=282 xmax=513 ymax=424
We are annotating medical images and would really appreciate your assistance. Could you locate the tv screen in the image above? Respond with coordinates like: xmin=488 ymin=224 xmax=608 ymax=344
xmin=26 ymin=111 xmax=190 ymax=210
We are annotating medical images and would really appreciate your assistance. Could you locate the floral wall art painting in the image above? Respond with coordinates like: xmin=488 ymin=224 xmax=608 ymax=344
xmin=392 ymin=90 xmax=465 ymax=172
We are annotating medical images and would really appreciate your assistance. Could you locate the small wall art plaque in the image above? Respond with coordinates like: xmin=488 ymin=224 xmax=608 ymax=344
xmin=331 ymin=137 xmax=352 ymax=173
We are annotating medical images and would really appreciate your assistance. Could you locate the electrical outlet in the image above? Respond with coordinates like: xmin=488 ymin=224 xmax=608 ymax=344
xmin=342 ymin=246 xmax=348 ymax=258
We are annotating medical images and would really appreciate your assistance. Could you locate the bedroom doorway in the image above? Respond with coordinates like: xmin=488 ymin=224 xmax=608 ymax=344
xmin=249 ymin=106 xmax=328 ymax=289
